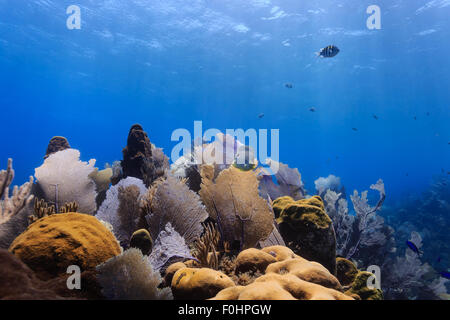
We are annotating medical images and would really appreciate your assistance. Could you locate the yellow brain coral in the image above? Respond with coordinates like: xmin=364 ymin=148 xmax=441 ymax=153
xmin=171 ymin=267 xmax=235 ymax=300
xmin=9 ymin=213 xmax=121 ymax=279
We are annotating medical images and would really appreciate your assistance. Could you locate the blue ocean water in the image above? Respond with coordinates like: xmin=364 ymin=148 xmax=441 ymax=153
xmin=0 ymin=0 xmax=449 ymax=204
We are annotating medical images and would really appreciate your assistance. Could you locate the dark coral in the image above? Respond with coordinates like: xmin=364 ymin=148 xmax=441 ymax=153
xmin=0 ymin=249 xmax=64 ymax=300
xmin=274 ymin=196 xmax=337 ymax=275
xmin=122 ymin=124 xmax=153 ymax=181
xmin=44 ymin=136 xmax=71 ymax=159
xmin=112 ymin=124 xmax=168 ymax=187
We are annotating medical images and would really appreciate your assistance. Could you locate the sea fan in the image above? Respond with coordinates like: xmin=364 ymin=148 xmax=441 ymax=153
xmin=34 ymin=149 xmax=97 ymax=214
xmin=200 ymin=165 xmax=274 ymax=249
xmin=96 ymin=248 xmax=173 ymax=300
xmin=142 ymin=174 xmax=208 ymax=244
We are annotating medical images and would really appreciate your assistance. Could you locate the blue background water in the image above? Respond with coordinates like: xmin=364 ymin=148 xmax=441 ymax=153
xmin=0 ymin=0 xmax=449 ymax=203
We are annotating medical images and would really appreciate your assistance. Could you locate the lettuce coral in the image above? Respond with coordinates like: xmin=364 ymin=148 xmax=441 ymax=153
xmin=9 ymin=212 xmax=121 ymax=279
xmin=96 ymin=248 xmax=172 ymax=300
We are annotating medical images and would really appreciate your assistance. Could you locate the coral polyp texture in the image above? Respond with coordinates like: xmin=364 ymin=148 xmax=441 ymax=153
xmin=9 ymin=213 xmax=121 ymax=279
xmin=167 ymin=246 xmax=356 ymax=300
xmin=274 ymin=195 xmax=337 ymax=274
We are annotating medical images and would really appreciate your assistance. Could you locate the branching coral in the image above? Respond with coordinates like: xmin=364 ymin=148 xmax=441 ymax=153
xmin=29 ymin=198 xmax=79 ymax=224
xmin=142 ymin=174 xmax=208 ymax=244
xmin=383 ymin=232 xmax=448 ymax=300
xmin=96 ymin=248 xmax=173 ymax=300
xmin=193 ymin=222 xmax=220 ymax=269
xmin=199 ymin=165 xmax=275 ymax=250
xmin=323 ymin=179 xmax=390 ymax=261
xmin=0 ymin=159 xmax=34 ymax=225
xmin=34 ymin=149 xmax=97 ymax=214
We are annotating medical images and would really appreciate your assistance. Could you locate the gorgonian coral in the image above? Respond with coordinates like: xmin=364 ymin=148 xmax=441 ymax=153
xmin=323 ymin=179 xmax=393 ymax=264
xmin=199 ymin=165 xmax=274 ymax=250
xmin=96 ymin=248 xmax=173 ymax=300
xmin=256 ymin=159 xmax=305 ymax=201
xmin=34 ymin=149 xmax=97 ymax=214
xmin=95 ymin=177 xmax=147 ymax=248
xmin=148 ymin=222 xmax=195 ymax=272
xmin=142 ymin=174 xmax=208 ymax=245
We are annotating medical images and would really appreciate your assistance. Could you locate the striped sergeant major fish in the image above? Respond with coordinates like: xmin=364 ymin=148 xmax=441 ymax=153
xmin=316 ymin=45 xmax=340 ymax=58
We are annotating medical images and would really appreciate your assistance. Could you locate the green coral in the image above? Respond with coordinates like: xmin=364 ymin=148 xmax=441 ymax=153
xmin=273 ymin=195 xmax=336 ymax=274
xmin=130 ymin=229 xmax=153 ymax=256
xmin=336 ymin=257 xmax=358 ymax=286
xmin=345 ymin=271 xmax=383 ymax=300
xmin=276 ymin=196 xmax=331 ymax=229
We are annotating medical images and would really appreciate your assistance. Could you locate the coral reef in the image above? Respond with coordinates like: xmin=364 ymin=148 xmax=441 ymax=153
xmin=274 ymin=196 xmax=337 ymax=274
xmin=382 ymin=232 xmax=448 ymax=300
xmin=165 ymin=246 xmax=358 ymax=300
xmin=9 ymin=212 xmax=121 ymax=279
xmin=96 ymin=248 xmax=172 ymax=300
xmin=199 ymin=165 xmax=274 ymax=250
xmin=142 ymin=174 xmax=208 ymax=244
xmin=34 ymin=149 xmax=98 ymax=214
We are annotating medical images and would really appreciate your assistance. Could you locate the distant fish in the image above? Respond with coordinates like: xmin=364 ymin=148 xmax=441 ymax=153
xmin=372 ymin=114 xmax=379 ymax=120
xmin=440 ymin=271 xmax=450 ymax=280
xmin=309 ymin=107 xmax=316 ymax=112
xmin=258 ymin=113 xmax=265 ymax=119
xmin=316 ymin=45 xmax=340 ymax=58
xmin=414 ymin=116 xmax=417 ymax=120
xmin=437 ymin=256 xmax=441 ymax=263
xmin=406 ymin=173 xmax=409 ymax=176
xmin=448 ymin=141 xmax=450 ymax=145
xmin=285 ymin=83 xmax=293 ymax=89
xmin=426 ymin=112 xmax=430 ymax=116
xmin=352 ymin=128 xmax=358 ymax=131
xmin=406 ymin=240 xmax=423 ymax=256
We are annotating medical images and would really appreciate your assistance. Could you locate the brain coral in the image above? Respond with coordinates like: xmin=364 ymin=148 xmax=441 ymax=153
xmin=167 ymin=246 xmax=355 ymax=300
xmin=9 ymin=213 xmax=121 ymax=279
xmin=171 ymin=267 xmax=235 ymax=300
xmin=211 ymin=246 xmax=352 ymax=300
xmin=274 ymin=196 xmax=337 ymax=274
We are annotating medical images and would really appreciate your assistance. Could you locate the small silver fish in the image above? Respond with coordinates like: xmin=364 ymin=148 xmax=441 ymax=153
xmin=258 ymin=113 xmax=265 ymax=119
xmin=309 ymin=107 xmax=316 ymax=112
xmin=317 ymin=45 xmax=340 ymax=58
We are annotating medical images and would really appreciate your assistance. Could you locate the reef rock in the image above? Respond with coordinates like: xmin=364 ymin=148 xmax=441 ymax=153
xmin=9 ymin=212 xmax=121 ymax=280
xmin=274 ymin=196 xmax=337 ymax=274
xmin=0 ymin=249 xmax=64 ymax=300
xmin=171 ymin=267 xmax=235 ymax=300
